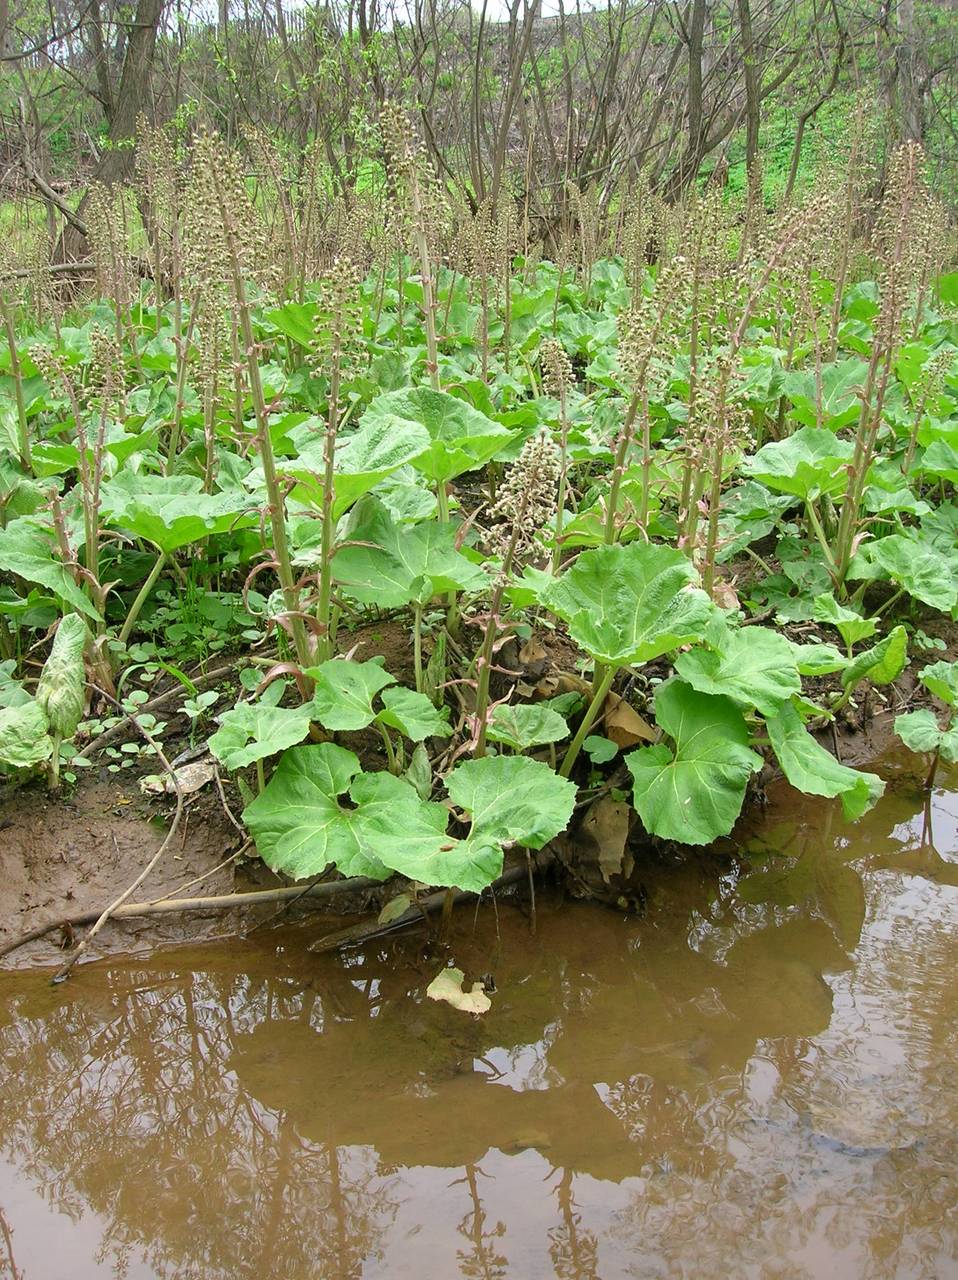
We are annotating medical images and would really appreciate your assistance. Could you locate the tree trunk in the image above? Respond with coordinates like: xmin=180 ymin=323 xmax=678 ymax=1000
xmin=895 ymin=0 xmax=925 ymax=142
xmin=736 ymin=0 xmax=761 ymax=189
xmin=55 ymin=0 xmax=165 ymax=263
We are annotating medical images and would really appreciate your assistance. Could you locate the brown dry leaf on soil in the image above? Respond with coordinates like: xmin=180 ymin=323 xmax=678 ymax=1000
xmin=604 ymin=692 xmax=655 ymax=748
xmin=577 ymin=795 xmax=634 ymax=885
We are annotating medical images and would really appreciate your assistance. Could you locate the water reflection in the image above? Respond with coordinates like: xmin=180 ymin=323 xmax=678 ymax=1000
xmin=1 ymin=773 xmax=957 ymax=1278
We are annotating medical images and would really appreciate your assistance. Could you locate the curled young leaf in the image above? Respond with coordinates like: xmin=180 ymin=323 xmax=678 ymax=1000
xmin=35 ymin=614 xmax=88 ymax=740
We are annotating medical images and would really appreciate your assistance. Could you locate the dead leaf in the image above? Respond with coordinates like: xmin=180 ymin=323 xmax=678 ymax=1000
xmin=140 ymin=758 xmax=216 ymax=797
xmin=519 ymin=635 xmax=548 ymax=666
xmin=378 ymin=894 xmax=412 ymax=925
xmin=426 ymin=966 xmax=492 ymax=1014
xmin=710 ymin=576 xmax=740 ymax=611
xmin=540 ymin=671 xmax=592 ymax=698
xmin=579 ymin=795 xmax=633 ymax=884
xmin=604 ymin=692 xmax=655 ymax=748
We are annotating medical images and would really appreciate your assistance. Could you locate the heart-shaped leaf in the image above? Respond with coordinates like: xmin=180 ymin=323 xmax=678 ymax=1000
xmin=766 ymin=700 xmax=884 ymax=820
xmin=540 ymin=542 xmax=714 ymax=667
xmin=741 ymin=426 xmax=855 ymax=500
xmin=783 ymin=358 xmax=869 ymax=430
xmin=306 ymin=658 xmax=397 ymax=732
xmin=918 ymin=660 xmax=958 ymax=707
xmin=447 ymin=754 xmax=577 ymax=852
xmin=626 ymin=680 xmax=762 ymax=845
xmin=376 ymin=686 xmax=452 ymax=740
xmin=99 ymin=473 xmax=255 ymax=553
xmin=486 ymin=702 xmax=570 ymax=750
xmin=280 ymin=413 xmax=431 ymax=519
xmin=0 ymin=516 xmax=101 ymax=620
xmin=894 ymin=709 xmax=944 ymax=756
xmin=243 ymin=743 xmax=449 ymax=880
xmin=840 ymin=625 xmax=907 ymax=691
xmin=853 ymin=534 xmax=957 ymax=611
xmin=675 ymin=624 xmax=800 ymax=717
xmin=812 ymin=594 xmax=878 ymax=650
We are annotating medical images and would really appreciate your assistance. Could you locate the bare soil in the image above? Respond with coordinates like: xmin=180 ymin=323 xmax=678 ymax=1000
xmin=0 ymin=776 xmax=241 ymax=969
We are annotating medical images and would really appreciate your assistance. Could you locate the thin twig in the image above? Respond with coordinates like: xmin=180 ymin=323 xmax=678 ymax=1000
xmin=51 ymin=684 xmax=184 ymax=982
xmin=0 ymin=876 xmax=385 ymax=965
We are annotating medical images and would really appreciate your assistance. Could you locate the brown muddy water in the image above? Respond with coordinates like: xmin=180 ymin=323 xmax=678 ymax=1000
xmin=1 ymin=766 xmax=957 ymax=1280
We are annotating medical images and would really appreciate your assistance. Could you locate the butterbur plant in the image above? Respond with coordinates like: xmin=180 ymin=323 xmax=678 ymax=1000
xmin=895 ymin=661 xmax=958 ymax=789
xmin=0 ymin=614 xmax=88 ymax=790
xmin=473 ymin=429 xmax=559 ymax=757
xmin=540 ymin=339 xmax=573 ymax=572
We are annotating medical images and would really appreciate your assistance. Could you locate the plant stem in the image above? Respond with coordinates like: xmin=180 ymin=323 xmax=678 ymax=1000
xmin=413 ymin=602 xmax=425 ymax=694
xmin=559 ymin=664 xmax=616 ymax=778
xmin=377 ymin=723 xmax=399 ymax=774
xmin=118 ymin=552 xmax=167 ymax=647
xmin=604 ymin=388 xmax=641 ymax=544
xmin=212 ymin=174 xmax=310 ymax=669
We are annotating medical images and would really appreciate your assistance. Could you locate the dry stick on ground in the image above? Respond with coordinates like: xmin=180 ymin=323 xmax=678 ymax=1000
xmin=0 ymin=876 xmax=385 ymax=964
xmin=76 ymin=661 xmax=242 ymax=759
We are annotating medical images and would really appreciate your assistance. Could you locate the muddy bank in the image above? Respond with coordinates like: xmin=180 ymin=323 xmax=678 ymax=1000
xmin=0 ymin=705 xmax=919 ymax=971
xmin=0 ymin=777 xmax=242 ymax=967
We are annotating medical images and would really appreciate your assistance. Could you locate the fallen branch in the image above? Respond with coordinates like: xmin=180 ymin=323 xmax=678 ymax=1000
xmin=76 ymin=661 xmax=242 ymax=759
xmin=0 ymin=875 xmax=384 ymax=964
xmin=307 ymin=859 xmax=536 ymax=954
xmin=0 ymin=260 xmax=96 ymax=283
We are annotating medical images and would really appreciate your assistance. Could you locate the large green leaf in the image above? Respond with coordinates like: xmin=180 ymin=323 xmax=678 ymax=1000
xmin=894 ymin=709 xmax=943 ymax=756
xmin=540 ymin=542 xmax=714 ymax=667
xmin=447 ymin=755 xmax=577 ymax=851
xmin=264 ymin=301 xmax=319 ymax=348
xmin=333 ymin=496 xmax=488 ymax=608
xmin=208 ymin=703 xmax=313 ymax=769
xmin=674 ymin=625 xmax=800 ymax=717
xmin=486 ymin=702 xmax=570 ymax=750
xmin=788 ymin=640 xmax=848 ymax=676
xmin=363 ymin=388 xmax=511 ymax=483
xmin=99 ymin=474 xmax=255 ymax=552
xmin=766 ymin=701 xmax=884 ymax=820
xmin=854 ymin=534 xmax=958 ymax=611
xmin=283 ymin=413 xmax=431 ymax=519
xmin=741 ymin=426 xmax=855 ymax=500
xmin=376 ymin=686 xmax=452 ymax=741
xmin=840 ymin=625 xmax=907 ymax=691
xmin=917 ymin=438 xmax=958 ymax=485
xmin=0 ymin=517 xmax=101 ymax=620
xmin=0 ymin=699 xmax=53 ymax=769
xmin=783 ymin=358 xmax=869 ymax=430
xmin=35 ymin=613 xmax=88 ymax=739
xmin=812 ymin=594 xmax=877 ymax=650
xmin=626 ymin=681 xmax=761 ymax=845
xmin=307 ymin=658 xmax=397 ymax=731
xmin=243 ymin=743 xmax=448 ymax=880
